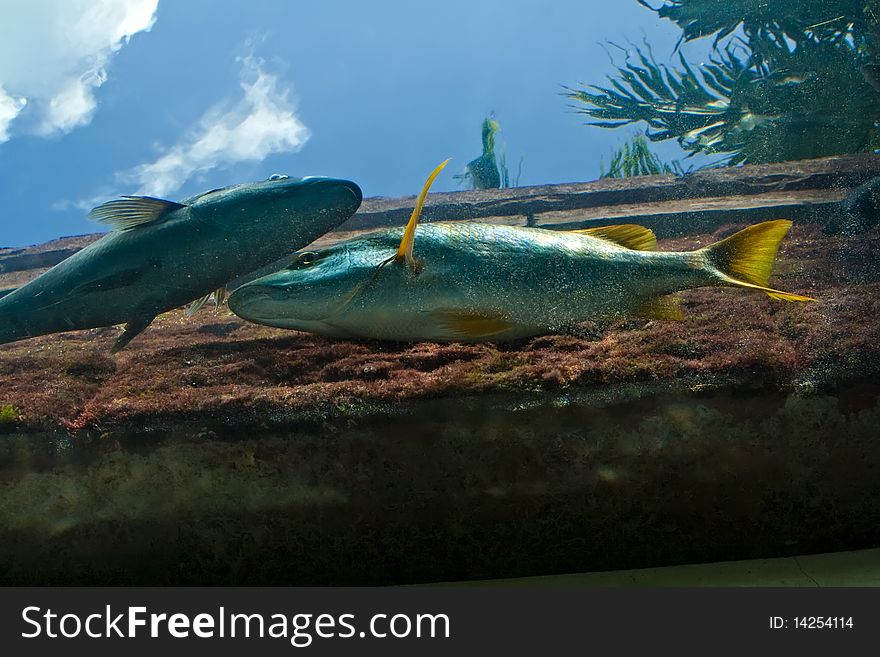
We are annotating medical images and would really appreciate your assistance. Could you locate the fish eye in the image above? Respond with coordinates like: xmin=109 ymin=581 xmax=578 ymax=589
xmin=267 ymin=173 xmax=289 ymax=181
xmin=290 ymin=251 xmax=322 ymax=269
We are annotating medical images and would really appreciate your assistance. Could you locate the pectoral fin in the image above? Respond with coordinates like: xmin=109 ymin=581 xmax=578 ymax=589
xmin=186 ymin=294 xmax=211 ymax=317
xmin=185 ymin=286 xmax=227 ymax=317
xmin=571 ymin=224 xmax=657 ymax=251
xmin=395 ymin=159 xmax=451 ymax=272
xmin=430 ymin=310 xmax=515 ymax=340
xmin=71 ymin=264 xmax=153 ymax=296
xmin=88 ymin=196 xmax=186 ymax=231
xmin=111 ymin=316 xmax=155 ymax=353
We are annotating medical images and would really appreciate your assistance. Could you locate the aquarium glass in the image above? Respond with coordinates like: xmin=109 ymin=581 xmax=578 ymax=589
xmin=0 ymin=0 xmax=878 ymax=585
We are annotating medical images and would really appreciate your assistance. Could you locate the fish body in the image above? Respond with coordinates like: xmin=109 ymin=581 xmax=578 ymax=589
xmin=0 ymin=176 xmax=362 ymax=349
xmin=228 ymin=220 xmax=811 ymax=342
xmin=861 ymin=63 xmax=880 ymax=93
xmin=823 ymin=176 xmax=880 ymax=236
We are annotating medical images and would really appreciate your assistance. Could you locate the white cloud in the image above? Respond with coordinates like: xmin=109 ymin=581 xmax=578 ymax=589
xmin=0 ymin=87 xmax=27 ymax=142
xmin=121 ymin=55 xmax=311 ymax=198
xmin=0 ymin=0 xmax=158 ymax=142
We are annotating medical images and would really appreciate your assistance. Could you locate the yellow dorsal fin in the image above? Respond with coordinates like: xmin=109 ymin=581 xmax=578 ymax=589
xmin=632 ymin=294 xmax=683 ymax=321
xmin=430 ymin=310 xmax=514 ymax=340
xmin=395 ymin=159 xmax=451 ymax=271
xmin=703 ymin=220 xmax=815 ymax=302
xmin=571 ymin=224 xmax=657 ymax=251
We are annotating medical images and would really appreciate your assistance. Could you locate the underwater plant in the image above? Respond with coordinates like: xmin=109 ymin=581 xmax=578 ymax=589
xmin=600 ymin=134 xmax=685 ymax=178
xmin=455 ymin=116 xmax=523 ymax=189
xmin=497 ymin=145 xmax=524 ymax=189
xmin=0 ymin=404 xmax=20 ymax=425
xmin=566 ymin=0 xmax=880 ymax=165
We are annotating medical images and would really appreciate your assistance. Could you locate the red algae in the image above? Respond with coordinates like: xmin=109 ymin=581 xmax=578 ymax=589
xmin=1 ymin=223 xmax=878 ymax=434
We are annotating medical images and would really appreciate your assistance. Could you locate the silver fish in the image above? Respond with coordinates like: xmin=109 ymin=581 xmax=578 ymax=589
xmin=229 ymin=161 xmax=813 ymax=342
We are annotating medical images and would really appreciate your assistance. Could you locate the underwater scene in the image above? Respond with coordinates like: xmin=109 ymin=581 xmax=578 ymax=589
xmin=1 ymin=1 xmax=879 ymax=585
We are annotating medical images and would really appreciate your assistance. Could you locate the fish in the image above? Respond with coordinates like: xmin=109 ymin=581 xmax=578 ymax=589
xmin=0 ymin=175 xmax=362 ymax=351
xmin=862 ymin=63 xmax=880 ymax=93
xmin=822 ymin=175 xmax=880 ymax=236
xmin=228 ymin=161 xmax=813 ymax=342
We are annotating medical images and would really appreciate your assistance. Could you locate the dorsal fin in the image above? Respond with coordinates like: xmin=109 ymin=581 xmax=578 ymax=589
xmin=571 ymin=224 xmax=657 ymax=251
xmin=88 ymin=196 xmax=186 ymax=231
xmin=395 ymin=159 xmax=451 ymax=272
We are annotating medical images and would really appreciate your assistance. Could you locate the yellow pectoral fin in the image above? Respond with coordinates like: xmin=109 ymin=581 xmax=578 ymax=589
xmin=395 ymin=159 xmax=451 ymax=270
xmin=632 ymin=294 xmax=684 ymax=321
xmin=186 ymin=292 xmax=212 ymax=317
xmin=430 ymin=310 xmax=515 ymax=340
xmin=571 ymin=224 xmax=657 ymax=251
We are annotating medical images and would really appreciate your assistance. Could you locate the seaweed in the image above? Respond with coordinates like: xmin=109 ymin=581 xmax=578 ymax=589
xmin=455 ymin=116 xmax=523 ymax=189
xmin=0 ymin=404 xmax=20 ymax=426
xmin=567 ymin=1 xmax=880 ymax=165
xmin=600 ymin=134 xmax=685 ymax=178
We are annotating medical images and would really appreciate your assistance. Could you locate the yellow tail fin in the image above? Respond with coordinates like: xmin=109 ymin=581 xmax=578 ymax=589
xmin=702 ymin=220 xmax=814 ymax=302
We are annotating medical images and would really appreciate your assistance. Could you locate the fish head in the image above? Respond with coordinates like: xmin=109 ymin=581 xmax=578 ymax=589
xmin=189 ymin=175 xmax=362 ymax=244
xmin=228 ymin=160 xmax=452 ymax=336
xmin=228 ymin=235 xmax=397 ymax=333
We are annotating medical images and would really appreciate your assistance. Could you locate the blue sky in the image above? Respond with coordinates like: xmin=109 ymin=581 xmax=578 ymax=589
xmin=0 ymin=0 xmax=701 ymax=247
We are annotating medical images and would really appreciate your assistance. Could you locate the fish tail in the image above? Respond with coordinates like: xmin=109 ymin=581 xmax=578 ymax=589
xmin=701 ymin=220 xmax=814 ymax=302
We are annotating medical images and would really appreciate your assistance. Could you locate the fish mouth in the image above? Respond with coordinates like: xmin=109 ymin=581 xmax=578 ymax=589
xmin=298 ymin=177 xmax=362 ymax=217
xmin=341 ymin=179 xmax=363 ymax=213
xmin=304 ymin=176 xmax=362 ymax=205
xmin=228 ymin=284 xmax=318 ymax=328
xmin=227 ymin=286 xmax=279 ymax=325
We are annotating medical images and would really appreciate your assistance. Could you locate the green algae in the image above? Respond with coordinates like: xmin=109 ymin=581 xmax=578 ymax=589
xmin=0 ymin=404 xmax=20 ymax=428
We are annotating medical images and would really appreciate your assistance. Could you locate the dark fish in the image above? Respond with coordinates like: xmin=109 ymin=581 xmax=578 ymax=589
xmin=862 ymin=63 xmax=880 ymax=93
xmin=823 ymin=176 xmax=880 ymax=236
xmin=0 ymin=176 xmax=362 ymax=351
